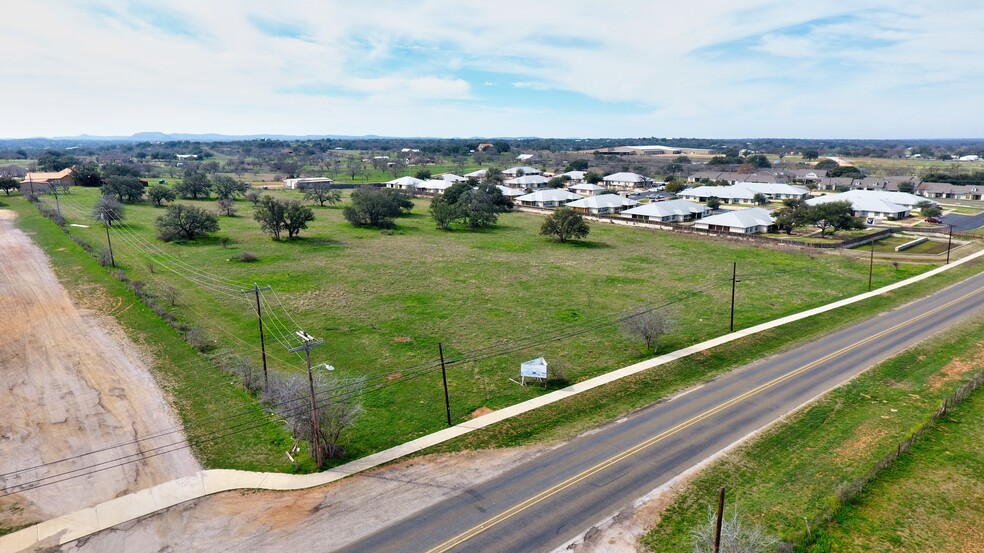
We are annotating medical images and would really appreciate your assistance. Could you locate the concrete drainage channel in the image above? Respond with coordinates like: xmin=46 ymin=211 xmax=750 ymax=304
xmin=3 ymin=248 xmax=983 ymax=552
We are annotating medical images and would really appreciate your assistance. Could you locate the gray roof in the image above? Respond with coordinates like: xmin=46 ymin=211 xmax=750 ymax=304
xmin=807 ymin=190 xmax=928 ymax=209
xmin=565 ymin=194 xmax=639 ymax=209
xmin=697 ymin=208 xmax=774 ymax=229
xmin=621 ymin=199 xmax=710 ymax=218
xmin=603 ymin=172 xmax=650 ymax=183
xmin=516 ymin=189 xmax=582 ymax=203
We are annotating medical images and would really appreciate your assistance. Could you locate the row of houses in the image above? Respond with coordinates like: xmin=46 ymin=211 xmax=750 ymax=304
xmin=688 ymin=170 xmax=983 ymax=201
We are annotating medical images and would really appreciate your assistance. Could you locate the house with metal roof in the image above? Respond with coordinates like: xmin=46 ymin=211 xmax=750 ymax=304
xmin=439 ymin=173 xmax=468 ymax=182
xmin=415 ymin=179 xmax=453 ymax=194
xmin=503 ymin=166 xmax=542 ymax=177
xmin=621 ymin=199 xmax=711 ymax=223
xmin=515 ymin=189 xmax=583 ymax=208
xmin=678 ymin=182 xmax=808 ymax=204
xmin=806 ymin=190 xmax=929 ymax=220
xmin=464 ymin=168 xmax=488 ymax=179
xmin=568 ymin=182 xmax=606 ymax=196
xmin=386 ymin=176 xmax=425 ymax=190
xmin=564 ymin=194 xmax=639 ymax=214
xmin=504 ymin=174 xmax=549 ymax=189
xmin=496 ymin=185 xmax=526 ymax=200
xmin=694 ymin=208 xmax=775 ymax=234
xmin=560 ymin=170 xmax=587 ymax=184
xmin=602 ymin=172 xmax=652 ymax=191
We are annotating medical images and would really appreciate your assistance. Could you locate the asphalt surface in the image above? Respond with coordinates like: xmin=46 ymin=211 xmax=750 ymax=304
xmin=335 ymin=270 xmax=984 ymax=553
xmin=941 ymin=211 xmax=984 ymax=231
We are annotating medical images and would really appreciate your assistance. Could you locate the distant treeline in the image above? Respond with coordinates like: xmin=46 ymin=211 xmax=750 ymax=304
xmin=921 ymin=171 xmax=984 ymax=185
xmin=3 ymin=137 xmax=984 ymax=160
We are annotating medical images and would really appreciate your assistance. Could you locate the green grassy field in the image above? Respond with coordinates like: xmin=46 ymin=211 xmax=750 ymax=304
xmin=869 ymin=236 xmax=951 ymax=255
xmin=641 ymin=315 xmax=984 ymax=551
xmin=10 ymin=186 xmax=967 ymax=470
xmin=812 ymin=377 xmax=984 ymax=552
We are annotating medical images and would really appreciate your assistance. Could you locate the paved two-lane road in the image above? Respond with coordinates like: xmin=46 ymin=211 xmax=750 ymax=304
xmin=337 ymin=270 xmax=984 ymax=553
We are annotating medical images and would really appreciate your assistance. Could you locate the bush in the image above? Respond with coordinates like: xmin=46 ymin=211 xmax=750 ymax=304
xmin=98 ymin=248 xmax=114 ymax=267
xmin=237 ymin=251 xmax=259 ymax=262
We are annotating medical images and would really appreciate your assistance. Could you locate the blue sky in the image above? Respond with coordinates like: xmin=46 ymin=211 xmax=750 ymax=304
xmin=1 ymin=1 xmax=983 ymax=138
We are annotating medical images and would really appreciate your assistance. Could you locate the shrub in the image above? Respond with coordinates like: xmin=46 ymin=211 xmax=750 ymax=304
xmin=237 ymin=251 xmax=259 ymax=262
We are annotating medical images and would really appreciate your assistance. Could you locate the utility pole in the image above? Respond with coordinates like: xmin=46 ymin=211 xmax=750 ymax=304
xmin=241 ymin=283 xmax=272 ymax=391
xmin=439 ymin=343 xmax=452 ymax=427
xmin=714 ymin=486 xmax=726 ymax=553
xmin=50 ymin=183 xmax=61 ymax=218
xmin=100 ymin=214 xmax=115 ymax=268
xmin=946 ymin=224 xmax=953 ymax=264
xmin=729 ymin=262 xmax=738 ymax=333
xmin=868 ymin=239 xmax=875 ymax=291
xmin=289 ymin=331 xmax=325 ymax=469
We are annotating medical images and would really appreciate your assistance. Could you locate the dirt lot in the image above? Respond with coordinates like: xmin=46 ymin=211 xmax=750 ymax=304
xmin=0 ymin=210 xmax=200 ymax=529
xmin=49 ymin=447 xmax=552 ymax=553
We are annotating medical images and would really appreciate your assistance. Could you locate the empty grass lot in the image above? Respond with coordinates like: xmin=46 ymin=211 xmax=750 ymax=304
xmin=811 ymin=378 xmax=984 ymax=552
xmin=14 ymin=186 xmax=954 ymax=468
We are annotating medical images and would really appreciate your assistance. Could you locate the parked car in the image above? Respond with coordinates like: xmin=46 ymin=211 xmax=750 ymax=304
xmin=924 ymin=217 xmax=942 ymax=223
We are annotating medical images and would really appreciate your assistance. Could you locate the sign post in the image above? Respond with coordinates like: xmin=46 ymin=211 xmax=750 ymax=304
xmin=520 ymin=357 xmax=548 ymax=386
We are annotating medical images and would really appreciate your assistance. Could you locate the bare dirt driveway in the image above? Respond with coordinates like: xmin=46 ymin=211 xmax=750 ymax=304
xmin=0 ymin=209 xmax=200 ymax=530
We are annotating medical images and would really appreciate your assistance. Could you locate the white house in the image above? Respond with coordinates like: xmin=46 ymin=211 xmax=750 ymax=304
xmin=439 ymin=173 xmax=468 ymax=182
xmin=515 ymin=189 xmax=582 ymax=208
xmin=621 ymin=199 xmax=711 ymax=223
xmin=561 ymin=170 xmax=587 ymax=184
xmin=694 ymin=208 xmax=775 ymax=234
xmin=464 ymin=169 xmax=488 ymax=179
xmin=602 ymin=172 xmax=651 ymax=191
xmin=805 ymin=190 xmax=929 ymax=220
xmin=503 ymin=166 xmax=542 ymax=177
xmin=568 ymin=182 xmax=607 ymax=196
xmin=564 ymin=194 xmax=639 ymax=215
xmin=496 ymin=185 xmax=527 ymax=201
xmin=504 ymin=174 xmax=550 ymax=189
xmin=415 ymin=179 xmax=453 ymax=195
xmin=678 ymin=182 xmax=809 ymax=204
xmin=283 ymin=177 xmax=334 ymax=189
xmin=386 ymin=176 xmax=425 ymax=190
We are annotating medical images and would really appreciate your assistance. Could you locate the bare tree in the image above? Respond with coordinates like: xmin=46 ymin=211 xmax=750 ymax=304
xmin=302 ymin=181 xmax=342 ymax=206
xmin=160 ymin=282 xmax=179 ymax=307
xmin=217 ymin=198 xmax=237 ymax=216
xmin=620 ymin=309 xmax=672 ymax=352
xmin=263 ymin=372 xmax=366 ymax=462
xmin=689 ymin=502 xmax=779 ymax=553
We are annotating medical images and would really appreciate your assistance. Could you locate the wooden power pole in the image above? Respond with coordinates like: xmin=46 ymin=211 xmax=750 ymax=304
xmin=241 ymin=283 xmax=272 ymax=391
xmin=289 ymin=331 xmax=325 ymax=468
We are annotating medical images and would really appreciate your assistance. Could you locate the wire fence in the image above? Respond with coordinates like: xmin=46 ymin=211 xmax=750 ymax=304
xmin=802 ymin=370 xmax=984 ymax=545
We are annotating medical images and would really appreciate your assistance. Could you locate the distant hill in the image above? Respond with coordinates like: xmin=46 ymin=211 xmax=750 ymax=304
xmin=47 ymin=132 xmax=392 ymax=142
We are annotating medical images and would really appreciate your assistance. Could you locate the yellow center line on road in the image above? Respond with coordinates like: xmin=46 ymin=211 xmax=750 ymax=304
xmin=425 ymin=285 xmax=984 ymax=553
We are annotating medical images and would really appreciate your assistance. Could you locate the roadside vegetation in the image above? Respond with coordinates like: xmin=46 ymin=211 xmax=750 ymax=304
xmin=641 ymin=315 xmax=984 ymax=552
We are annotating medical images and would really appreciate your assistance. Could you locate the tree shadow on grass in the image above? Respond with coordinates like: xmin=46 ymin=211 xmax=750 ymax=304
xmin=565 ymin=239 xmax=612 ymax=249
xmin=279 ymin=236 xmax=345 ymax=248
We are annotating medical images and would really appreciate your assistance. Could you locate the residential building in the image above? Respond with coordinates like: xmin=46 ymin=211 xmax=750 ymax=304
xmin=694 ymin=208 xmax=775 ymax=234
xmin=602 ymin=172 xmax=651 ymax=191
xmin=515 ymin=189 xmax=582 ymax=208
xmin=564 ymin=194 xmax=639 ymax=214
xmin=283 ymin=177 xmax=333 ymax=189
xmin=568 ymin=182 xmax=606 ymax=196
xmin=621 ymin=199 xmax=711 ymax=222
xmin=504 ymin=174 xmax=549 ymax=189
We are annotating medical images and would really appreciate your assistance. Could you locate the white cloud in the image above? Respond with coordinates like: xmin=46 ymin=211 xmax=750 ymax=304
xmin=0 ymin=0 xmax=982 ymax=138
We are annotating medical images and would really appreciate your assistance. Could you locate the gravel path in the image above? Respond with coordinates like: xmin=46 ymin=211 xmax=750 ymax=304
xmin=0 ymin=210 xmax=200 ymax=530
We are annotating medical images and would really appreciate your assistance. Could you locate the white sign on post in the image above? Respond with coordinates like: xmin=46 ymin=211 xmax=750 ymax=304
xmin=520 ymin=357 xmax=548 ymax=386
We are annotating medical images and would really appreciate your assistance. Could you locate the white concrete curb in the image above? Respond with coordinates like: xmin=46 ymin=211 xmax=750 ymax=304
xmin=4 ymin=248 xmax=983 ymax=551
